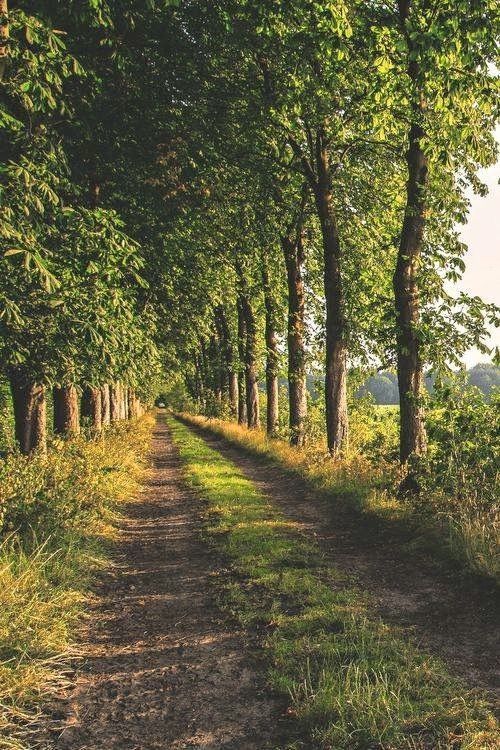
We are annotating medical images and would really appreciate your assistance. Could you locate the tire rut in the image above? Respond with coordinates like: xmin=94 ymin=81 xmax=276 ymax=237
xmin=189 ymin=421 xmax=500 ymax=702
xmin=41 ymin=417 xmax=284 ymax=750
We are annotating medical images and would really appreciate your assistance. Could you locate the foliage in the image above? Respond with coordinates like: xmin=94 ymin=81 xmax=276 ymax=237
xmin=417 ymin=379 xmax=499 ymax=578
xmin=0 ymin=415 xmax=153 ymax=747
xmin=170 ymin=415 xmax=498 ymax=750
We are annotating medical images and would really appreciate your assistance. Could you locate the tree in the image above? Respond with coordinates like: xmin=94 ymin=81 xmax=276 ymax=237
xmin=371 ymin=0 xmax=499 ymax=467
xmin=261 ymin=257 xmax=280 ymax=435
xmin=281 ymin=189 xmax=309 ymax=446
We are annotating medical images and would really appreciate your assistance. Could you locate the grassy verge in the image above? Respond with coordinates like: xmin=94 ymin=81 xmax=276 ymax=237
xmin=0 ymin=415 xmax=153 ymax=749
xmin=169 ymin=415 xmax=497 ymax=750
xmin=176 ymin=414 xmax=498 ymax=583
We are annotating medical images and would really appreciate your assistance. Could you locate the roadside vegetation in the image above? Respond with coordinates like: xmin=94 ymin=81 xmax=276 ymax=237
xmin=177 ymin=376 xmax=499 ymax=584
xmin=0 ymin=414 xmax=153 ymax=749
xmin=170 ymin=416 xmax=498 ymax=750
xmin=0 ymin=1 xmax=498 ymax=745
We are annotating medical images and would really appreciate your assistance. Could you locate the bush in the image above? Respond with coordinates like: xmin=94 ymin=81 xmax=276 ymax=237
xmin=417 ymin=379 xmax=499 ymax=578
xmin=0 ymin=415 xmax=153 ymax=748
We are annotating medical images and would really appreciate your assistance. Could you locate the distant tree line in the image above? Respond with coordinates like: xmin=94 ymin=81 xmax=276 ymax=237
xmin=357 ymin=364 xmax=500 ymax=404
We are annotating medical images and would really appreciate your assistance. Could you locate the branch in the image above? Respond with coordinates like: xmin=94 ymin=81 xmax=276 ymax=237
xmin=288 ymin=135 xmax=317 ymax=187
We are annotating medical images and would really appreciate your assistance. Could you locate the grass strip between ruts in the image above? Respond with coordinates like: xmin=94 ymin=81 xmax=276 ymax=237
xmin=168 ymin=415 xmax=497 ymax=750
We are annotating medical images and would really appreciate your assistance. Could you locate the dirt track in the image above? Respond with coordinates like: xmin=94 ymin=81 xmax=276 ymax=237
xmin=191 ymin=421 xmax=500 ymax=700
xmin=40 ymin=414 xmax=499 ymax=750
xmin=44 ymin=418 xmax=284 ymax=750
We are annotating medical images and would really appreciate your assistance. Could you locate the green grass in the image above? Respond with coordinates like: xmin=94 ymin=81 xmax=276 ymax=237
xmin=177 ymin=413 xmax=499 ymax=583
xmin=169 ymin=415 xmax=498 ymax=750
xmin=0 ymin=415 xmax=153 ymax=749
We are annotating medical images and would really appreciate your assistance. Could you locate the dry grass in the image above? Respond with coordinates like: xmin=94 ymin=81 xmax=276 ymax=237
xmin=0 ymin=414 xmax=154 ymax=749
xmin=179 ymin=414 xmax=499 ymax=581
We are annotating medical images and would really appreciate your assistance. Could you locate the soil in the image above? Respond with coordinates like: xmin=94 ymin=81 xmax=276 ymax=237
xmin=188 ymin=421 xmax=500 ymax=702
xmin=41 ymin=418 xmax=285 ymax=750
xmin=37 ymin=413 xmax=499 ymax=750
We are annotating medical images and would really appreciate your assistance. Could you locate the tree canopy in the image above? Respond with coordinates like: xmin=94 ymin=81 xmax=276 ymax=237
xmin=0 ymin=0 xmax=498 ymax=468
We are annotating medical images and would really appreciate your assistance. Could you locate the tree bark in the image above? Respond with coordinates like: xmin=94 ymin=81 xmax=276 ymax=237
xmin=101 ymin=384 xmax=111 ymax=425
xmin=110 ymin=383 xmax=120 ymax=422
xmin=228 ymin=372 xmax=239 ymax=421
xmin=209 ymin=335 xmax=223 ymax=405
xmin=53 ymin=384 xmax=80 ymax=436
xmin=9 ymin=371 xmax=46 ymax=454
xmin=122 ymin=384 xmax=129 ymax=419
xmin=238 ymin=288 xmax=260 ymax=429
xmin=262 ymin=264 xmax=279 ymax=436
xmin=313 ymin=137 xmax=348 ymax=456
xmin=194 ymin=354 xmax=205 ymax=412
xmin=282 ymin=230 xmax=308 ymax=446
xmin=215 ymin=305 xmax=239 ymax=419
xmin=236 ymin=297 xmax=247 ymax=425
xmin=394 ymin=0 xmax=428 ymax=467
xmin=88 ymin=387 xmax=102 ymax=431
xmin=200 ymin=341 xmax=210 ymax=411
xmin=127 ymin=388 xmax=134 ymax=419
xmin=30 ymin=385 xmax=46 ymax=454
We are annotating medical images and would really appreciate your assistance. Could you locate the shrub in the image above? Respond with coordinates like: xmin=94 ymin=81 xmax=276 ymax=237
xmin=0 ymin=415 xmax=153 ymax=748
xmin=417 ymin=380 xmax=499 ymax=578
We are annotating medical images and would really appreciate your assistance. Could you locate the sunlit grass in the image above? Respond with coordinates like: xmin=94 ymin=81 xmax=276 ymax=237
xmin=178 ymin=413 xmax=499 ymax=581
xmin=0 ymin=414 xmax=154 ymax=749
xmin=170 ymin=415 xmax=498 ymax=750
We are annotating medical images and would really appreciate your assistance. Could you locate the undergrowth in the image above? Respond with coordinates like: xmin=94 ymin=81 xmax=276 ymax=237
xmin=169 ymin=416 xmax=498 ymax=750
xmin=178 ymin=409 xmax=499 ymax=583
xmin=0 ymin=415 xmax=153 ymax=749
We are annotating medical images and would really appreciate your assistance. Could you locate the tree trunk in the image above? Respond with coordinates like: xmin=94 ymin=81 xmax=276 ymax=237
xmin=394 ymin=1 xmax=428 ymax=467
xmin=9 ymin=371 xmax=46 ymax=454
xmin=31 ymin=385 xmax=47 ymax=454
xmin=88 ymin=387 xmax=102 ymax=431
xmin=282 ymin=232 xmax=308 ymax=446
xmin=228 ymin=372 xmax=239 ymax=421
xmin=215 ymin=305 xmax=239 ymax=419
xmin=110 ymin=383 xmax=120 ymax=422
xmin=236 ymin=297 xmax=247 ymax=425
xmin=262 ymin=264 xmax=279 ymax=436
xmin=313 ymin=139 xmax=348 ymax=456
xmin=122 ymin=385 xmax=129 ymax=420
xmin=239 ymin=290 xmax=260 ymax=429
xmin=53 ymin=384 xmax=80 ymax=436
xmin=101 ymin=384 xmax=111 ymax=426
xmin=200 ymin=341 xmax=210 ymax=413
xmin=194 ymin=354 xmax=205 ymax=412
xmin=127 ymin=388 xmax=134 ymax=419
xmin=0 ymin=0 xmax=9 ymax=82
xmin=393 ymin=125 xmax=428 ymax=464
xmin=209 ymin=335 xmax=223 ymax=405
xmin=289 ymin=129 xmax=348 ymax=454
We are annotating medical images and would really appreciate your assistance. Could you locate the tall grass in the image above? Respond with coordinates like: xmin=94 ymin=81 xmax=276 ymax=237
xmin=169 ymin=416 xmax=498 ymax=750
xmin=0 ymin=416 xmax=153 ymax=748
xmin=178 ymin=410 xmax=499 ymax=583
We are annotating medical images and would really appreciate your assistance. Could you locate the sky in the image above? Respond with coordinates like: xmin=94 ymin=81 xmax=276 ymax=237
xmin=456 ymin=146 xmax=500 ymax=368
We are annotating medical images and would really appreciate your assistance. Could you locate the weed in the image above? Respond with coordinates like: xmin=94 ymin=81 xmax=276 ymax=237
xmin=169 ymin=416 xmax=498 ymax=750
xmin=0 ymin=415 xmax=153 ymax=748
